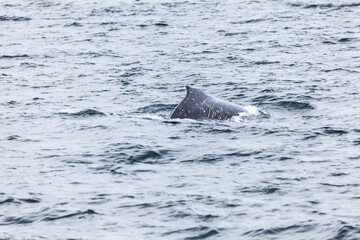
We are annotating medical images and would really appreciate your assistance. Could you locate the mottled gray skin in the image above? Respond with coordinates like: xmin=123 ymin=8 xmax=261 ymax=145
xmin=170 ymin=86 xmax=246 ymax=120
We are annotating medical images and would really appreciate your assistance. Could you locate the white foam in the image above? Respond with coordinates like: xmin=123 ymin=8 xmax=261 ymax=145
xmin=231 ymin=105 xmax=261 ymax=122
xmin=244 ymin=105 xmax=260 ymax=115
xmin=59 ymin=108 xmax=79 ymax=114
xmin=136 ymin=114 xmax=165 ymax=121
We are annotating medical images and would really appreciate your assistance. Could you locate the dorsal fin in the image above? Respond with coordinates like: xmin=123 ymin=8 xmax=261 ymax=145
xmin=185 ymin=86 xmax=207 ymax=100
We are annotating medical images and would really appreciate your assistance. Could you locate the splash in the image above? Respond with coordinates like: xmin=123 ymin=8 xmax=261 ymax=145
xmin=231 ymin=105 xmax=262 ymax=122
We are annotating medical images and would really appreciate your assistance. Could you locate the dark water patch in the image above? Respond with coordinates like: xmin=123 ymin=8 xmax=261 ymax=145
xmin=302 ymin=132 xmax=323 ymax=140
xmin=252 ymin=60 xmax=280 ymax=65
xmin=154 ymin=21 xmax=168 ymax=27
xmin=0 ymin=54 xmax=29 ymax=59
xmin=263 ymin=187 xmax=280 ymax=194
xmin=121 ymin=61 xmax=140 ymax=66
xmin=353 ymin=139 xmax=360 ymax=145
xmin=329 ymin=172 xmax=348 ymax=177
xmin=323 ymin=40 xmax=337 ymax=45
xmin=6 ymin=135 xmax=20 ymax=141
xmin=19 ymin=198 xmax=41 ymax=203
xmin=225 ymin=32 xmax=242 ymax=37
xmin=118 ymin=203 xmax=158 ymax=209
xmin=231 ymin=18 xmax=268 ymax=24
xmin=244 ymin=223 xmax=315 ymax=236
xmin=132 ymin=169 xmax=156 ymax=174
xmin=195 ymin=154 xmax=223 ymax=163
xmin=240 ymin=186 xmax=280 ymax=194
xmin=183 ymin=150 xmax=258 ymax=163
xmin=328 ymin=224 xmax=360 ymax=240
xmin=100 ymin=21 xmax=117 ymax=25
xmin=322 ymin=127 xmax=348 ymax=135
xmin=43 ymin=209 xmax=96 ymax=222
xmin=138 ymin=24 xmax=150 ymax=28
xmin=3 ymin=4 xmax=21 ymax=7
xmin=0 ymin=216 xmax=34 ymax=225
xmin=0 ymin=198 xmax=15 ymax=205
xmin=110 ymin=167 xmax=127 ymax=175
xmin=226 ymin=151 xmax=262 ymax=158
xmin=103 ymin=7 xmax=123 ymax=14
xmin=64 ymin=159 xmax=94 ymax=165
xmin=169 ymin=211 xmax=191 ymax=219
xmin=59 ymin=109 xmax=106 ymax=117
xmin=163 ymin=226 xmax=219 ymax=239
xmin=196 ymin=214 xmax=219 ymax=222
xmin=65 ymin=22 xmax=83 ymax=27
xmin=136 ymin=104 xmax=175 ymax=114
xmin=204 ymin=128 xmax=235 ymax=134
xmin=275 ymin=101 xmax=314 ymax=110
xmin=304 ymin=4 xmax=334 ymax=9
xmin=321 ymin=183 xmax=359 ymax=187
xmin=289 ymin=2 xmax=360 ymax=10
xmin=185 ymin=229 xmax=219 ymax=240
xmin=338 ymin=38 xmax=355 ymax=43
xmin=252 ymin=95 xmax=281 ymax=103
xmin=83 ymin=125 xmax=108 ymax=130
xmin=120 ymin=67 xmax=144 ymax=78
xmin=20 ymin=62 xmax=44 ymax=68
xmin=127 ymin=150 xmax=168 ymax=164
xmin=0 ymin=15 xmax=31 ymax=21
xmin=321 ymin=68 xmax=359 ymax=74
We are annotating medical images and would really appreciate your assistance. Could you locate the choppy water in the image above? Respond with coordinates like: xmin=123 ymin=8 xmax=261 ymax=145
xmin=1 ymin=0 xmax=360 ymax=239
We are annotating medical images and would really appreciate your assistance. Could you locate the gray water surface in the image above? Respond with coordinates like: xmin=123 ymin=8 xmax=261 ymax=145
xmin=1 ymin=0 xmax=360 ymax=239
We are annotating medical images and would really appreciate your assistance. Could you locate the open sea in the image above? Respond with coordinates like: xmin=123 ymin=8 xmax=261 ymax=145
xmin=1 ymin=0 xmax=360 ymax=239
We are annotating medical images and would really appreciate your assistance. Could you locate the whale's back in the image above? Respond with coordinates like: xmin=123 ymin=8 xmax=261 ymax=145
xmin=170 ymin=86 xmax=246 ymax=120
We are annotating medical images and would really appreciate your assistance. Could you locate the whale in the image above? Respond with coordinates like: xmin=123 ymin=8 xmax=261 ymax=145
xmin=170 ymin=86 xmax=247 ymax=120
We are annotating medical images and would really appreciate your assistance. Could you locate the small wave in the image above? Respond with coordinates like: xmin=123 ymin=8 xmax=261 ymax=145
xmin=304 ymin=4 xmax=334 ymax=9
xmin=289 ymin=2 xmax=360 ymax=10
xmin=43 ymin=209 xmax=96 ymax=222
xmin=322 ymin=127 xmax=348 ymax=135
xmin=241 ymin=186 xmax=280 ymax=194
xmin=59 ymin=109 xmax=106 ymax=117
xmin=231 ymin=105 xmax=264 ymax=121
xmin=116 ymin=67 xmax=144 ymax=78
xmin=0 ymin=198 xmax=15 ymax=205
xmin=252 ymin=95 xmax=281 ymax=103
xmin=6 ymin=135 xmax=20 ymax=141
xmin=138 ymin=114 xmax=165 ymax=121
xmin=0 ymin=15 xmax=31 ymax=21
xmin=0 ymin=54 xmax=29 ymax=59
xmin=185 ymin=229 xmax=219 ymax=239
xmin=329 ymin=224 xmax=360 ymax=240
xmin=20 ymin=198 xmax=41 ymax=203
xmin=338 ymin=38 xmax=355 ymax=43
xmin=224 ymin=32 xmax=241 ymax=37
xmin=163 ymin=226 xmax=219 ymax=239
xmin=127 ymin=150 xmax=164 ymax=164
xmin=231 ymin=18 xmax=268 ymax=24
xmin=64 ymin=22 xmax=82 ymax=27
xmin=0 ymin=197 xmax=40 ymax=206
xmin=252 ymin=60 xmax=280 ymax=65
xmin=187 ymin=150 xmax=261 ymax=163
xmin=323 ymin=40 xmax=337 ymax=45
xmin=154 ymin=21 xmax=169 ymax=27
xmin=244 ymin=223 xmax=315 ymax=236
xmin=275 ymin=101 xmax=314 ymax=110
xmin=136 ymin=104 xmax=174 ymax=114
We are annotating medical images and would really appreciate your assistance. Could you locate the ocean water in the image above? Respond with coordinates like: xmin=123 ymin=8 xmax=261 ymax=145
xmin=1 ymin=0 xmax=360 ymax=239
